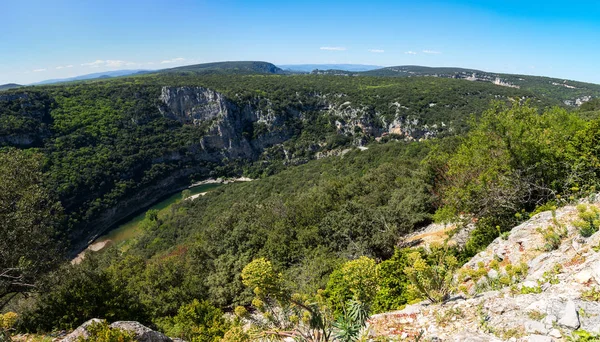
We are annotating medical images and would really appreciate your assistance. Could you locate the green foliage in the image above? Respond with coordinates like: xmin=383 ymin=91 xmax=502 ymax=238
xmin=240 ymin=258 xmax=370 ymax=341
xmin=567 ymin=329 xmax=600 ymax=341
xmin=0 ymin=148 xmax=64 ymax=309
xmin=0 ymin=312 xmax=18 ymax=341
xmin=372 ymin=248 xmax=414 ymax=313
xmin=439 ymin=102 xmax=583 ymax=220
xmin=333 ymin=300 xmax=370 ymax=342
xmin=403 ymin=244 xmax=459 ymax=303
xmin=574 ymin=204 xmax=600 ymax=237
xmin=75 ymin=320 xmax=135 ymax=342
xmin=155 ymin=299 xmax=229 ymax=342
xmin=581 ymin=286 xmax=600 ymax=301
xmin=537 ymin=210 xmax=568 ymax=251
xmin=324 ymin=257 xmax=379 ymax=312
xmin=18 ymin=257 xmax=148 ymax=332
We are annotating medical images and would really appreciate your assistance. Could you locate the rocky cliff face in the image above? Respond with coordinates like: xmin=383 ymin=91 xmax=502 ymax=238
xmin=158 ymin=86 xmax=298 ymax=159
xmin=370 ymin=198 xmax=600 ymax=341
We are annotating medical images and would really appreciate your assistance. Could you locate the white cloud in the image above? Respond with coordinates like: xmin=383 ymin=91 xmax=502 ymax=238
xmin=368 ymin=49 xmax=384 ymax=53
xmin=55 ymin=65 xmax=73 ymax=69
xmin=106 ymin=60 xmax=128 ymax=67
xmin=32 ymin=68 xmax=46 ymax=72
xmin=160 ymin=57 xmax=186 ymax=64
xmin=405 ymin=51 xmax=417 ymax=55
xmin=422 ymin=50 xmax=441 ymax=54
xmin=81 ymin=60 xmax=138 ymax=68
xmin=81 ymin=60 xmax=105 ymax=67
xmin=320 ymin=47 xmax=347 ymax=51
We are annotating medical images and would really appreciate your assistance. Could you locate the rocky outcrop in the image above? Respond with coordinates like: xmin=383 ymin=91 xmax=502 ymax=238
xmin=370 ymin=198 xmax=600 ymax=341
xmin=61 ymin=319 xmax=173 ymax=342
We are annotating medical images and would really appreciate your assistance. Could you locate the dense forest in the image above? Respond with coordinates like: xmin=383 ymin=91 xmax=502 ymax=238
xmin=0 ymin=71 xmax=556 ymax=252
xmin=3 ymin=64 xmax=600 ymax=341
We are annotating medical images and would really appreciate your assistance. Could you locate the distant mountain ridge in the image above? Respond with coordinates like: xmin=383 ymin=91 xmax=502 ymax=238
xmin=0 ymin=83 xmax=21 ymax=91
xmin=159 ymin=61 xmax=286 ymax=75
xmin=278 ymin=64 xmax=383 ymax=73
xmin=19 ymin=62 xmax=600 ymax=106
xmin=314 ymin=65 xmax=600 ymax=105
xmin=32 ymin=70 xmax=149 ymax=85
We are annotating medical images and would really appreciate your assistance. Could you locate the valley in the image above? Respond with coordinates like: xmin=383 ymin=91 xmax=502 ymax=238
xmin=4 ymin=61 xmax=600 ymax=341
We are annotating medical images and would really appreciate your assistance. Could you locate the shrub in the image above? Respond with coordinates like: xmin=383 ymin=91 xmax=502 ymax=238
xmin=574 ymin=204 xmax=600 ymax=237
xmin=537 ymin=210 xmax=568 ymax=251
xmin=403 ymin=245 xmax=458 ymax=303
xmin=372 ymin=248 xmax=414 ymax=313
xmin=155 ymin=299 xmax=229 ymax=342
xmin=0 ymin=312 xmax=18 ymax=341
xmin=325 ymin=256 xmax=379 ymax=313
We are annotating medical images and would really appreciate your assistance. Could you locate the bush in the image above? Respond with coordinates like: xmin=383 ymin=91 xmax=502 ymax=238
xmin=372 ymin=248 xmax=414 ymax=313
xmin=403 ymin=245 xmax=458 ymax=303
xmin=325 ymin=257 xmax=379 ymax=312
xmin=155 ymin=299 xmax=229 ymax=342
xmin=574 ymin=204 xmax=600 ymax=237
xmin=537 ymin=210 xmax=567 ymax=251
xmin=0 ymin=312 xmax=18 ymax=341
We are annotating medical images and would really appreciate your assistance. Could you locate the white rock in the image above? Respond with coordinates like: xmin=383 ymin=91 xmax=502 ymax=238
xmin=523 ymin=280 xmax=539 ymax=289
xmin=527 ymin=335 xmax=553 ymax=342
xmin=542 ymin=314 xmax=558 ymax=326
xmin=557 ymin=300 xmax=580 ymax=329
xmin=488 ymin=269 xmax=499 ymax=279
xmin=574 ymin=269 xmax=593 ymax=284
xmin=525 ymin=320 xmax=548 ymax=334
xmin=527 ymin=300 xmax=549 ymax=312
xmin=549 ymin=329 xmax=562 ymax=338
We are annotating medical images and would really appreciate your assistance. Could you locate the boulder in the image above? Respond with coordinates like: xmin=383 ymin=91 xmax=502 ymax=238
xmin=524 ymin=320 xmax=547 ymax=334
xmin=557 ymin=300 xmax=580 ymax=329
xmin=61 ymin=320 xmax=173 ymax=342
xmin=109 ymin=321 xmax=172 ymax=342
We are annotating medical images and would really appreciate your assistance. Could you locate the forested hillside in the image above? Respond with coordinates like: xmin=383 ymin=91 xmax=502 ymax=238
xmin=5 ymin=66 xmax=600 ymax=341
xmin=0 ymin=72 xmax=553 ymax=253
xmin=315 ymin=65 xmax=600 ymax=105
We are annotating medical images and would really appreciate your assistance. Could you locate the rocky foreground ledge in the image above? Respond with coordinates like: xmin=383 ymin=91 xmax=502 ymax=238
xmin=59 ymin=319 xmax=180 ymax=342
xmin=369 ymin=199 xmax=600 ymax=341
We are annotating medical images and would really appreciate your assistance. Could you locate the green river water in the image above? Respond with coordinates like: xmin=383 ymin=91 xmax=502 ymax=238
xmin=92 ymin=183 xmax=222 ymax=247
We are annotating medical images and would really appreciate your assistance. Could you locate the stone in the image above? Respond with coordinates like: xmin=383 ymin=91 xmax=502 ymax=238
xmin=527 ymin=300 xmax=549 ymax=312
xmin=542 ymin=314 xmax=558 ymax=326
xmin=109 ymin=321 xmax=172 ymax=342
xmin=574 ymin=269 xmax=593 ymax=284
xmin=61 ymin=318 xmax=103 ymax=342
xmin=524 ymin=320 xmax=548 ymax=334
xmin=488 ymin=269 xmax=499 ymax=279
xmin=523 ymin=280 xmax=539 ymax=289
xmin=527 ymin=335 xmax=553 ymax=342
xmin=548 ymin=329 xmax=562 ymax=338
xmin=557 ymin=300 xmax=580 ymax=329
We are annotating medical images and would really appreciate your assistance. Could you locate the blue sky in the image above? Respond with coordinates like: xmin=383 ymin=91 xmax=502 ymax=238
xmin=3 ymin=0 xmax=600 ymax=84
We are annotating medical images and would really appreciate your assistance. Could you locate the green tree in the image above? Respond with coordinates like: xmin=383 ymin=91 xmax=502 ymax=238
xmin=0 ymin=148 xmax=64 ymax=309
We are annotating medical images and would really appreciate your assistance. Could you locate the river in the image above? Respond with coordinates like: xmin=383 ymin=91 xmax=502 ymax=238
xmin=72 ymin=182 xmax=222 ymax=263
